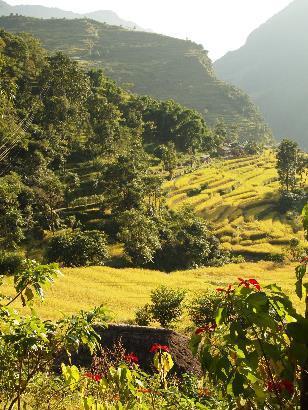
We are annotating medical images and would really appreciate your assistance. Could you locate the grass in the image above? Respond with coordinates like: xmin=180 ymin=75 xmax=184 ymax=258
xmin=164 ymin=151 xmax=308 ymax=257
xmin=2 ymin=261 xmax=305 ymax=326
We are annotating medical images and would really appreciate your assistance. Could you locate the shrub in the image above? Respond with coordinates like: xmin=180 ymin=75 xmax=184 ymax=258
xmin=0 ymin=251 xmax=23 ymax=276
xmin=188 ymin=291 xmax=223 ymax=327
xmin=154 ymin=208 xmax=224 ymax=271
xmin=187 ymin=187 xmax=202 ymax=197
xmin=269 ymin=253 xmax=285 ymax=264
xmin=134 ymin=304 xmax=153 ymax=326
xmin=200 ymin=182 xmax=209 ymax=191
xmin=46 ymin=230 xmax=109 ymax=267
xmin=150 ymin=286 xmax=186 ymax=328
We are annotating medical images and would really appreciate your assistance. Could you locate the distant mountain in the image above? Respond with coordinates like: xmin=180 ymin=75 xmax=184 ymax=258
xmin=215 ymin=0 xmax=308 ymax=149
xmin=0 ymin=15 xmax=270 ymax=142
xmin=0 ymin=0 xmax=144 ymax=30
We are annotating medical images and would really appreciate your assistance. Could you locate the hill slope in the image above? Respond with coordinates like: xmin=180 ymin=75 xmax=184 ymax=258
xmin=164 ymin=151 xmax=308 ymax=258
xmin=214 ymin=0 xmax=308 ymax=149
xmin=0 ymin=15 xmax=270 ymax=141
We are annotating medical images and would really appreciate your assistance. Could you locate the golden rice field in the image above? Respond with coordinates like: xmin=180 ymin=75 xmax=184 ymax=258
xmin=164 ymin=151 xmax=308 ymax=257
xmin=2 ymin=261 xmax=305 ymax=326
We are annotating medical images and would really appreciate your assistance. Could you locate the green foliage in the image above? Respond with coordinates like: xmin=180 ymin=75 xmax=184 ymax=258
xmin=46 ymin=230 xmax=109 ymax=267
xmin=134 ymin=303 xmax=153 ymax=326
xmin=188 ymin=291 xmax=224 ymax=327
xmin=154 ymin=209 xmax=224 ymax=271
xmin=192 ymin=278 xmax=305 ymax=408
xmin=0 ymin=259 xmax=109 ymax=409
xmin=0 ymin=251 xmax=23 ymax=275
xmin=118 ymin=209 xmax=161 ymax=266
xmin=150 ymin=285 xmax=186 ymax=328
xmin=276 ymin=139 xmax=302 ymax=193
xmin=157 ymin=142 xmax=178 ymax=178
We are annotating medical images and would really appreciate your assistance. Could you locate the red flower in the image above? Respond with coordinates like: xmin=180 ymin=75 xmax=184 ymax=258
xmin=125 ymin=352 xmax=139 ymax=364
xmin=195 ymin=323 xmax=217 ymax=335
xmin=281 ymin=379 xmax=294 ymax=395
xmin=238 ymin=278 xmax=261 ymax=291
xmin=267 ymin=379 xmax=294 ymax=395
xmin=150 ymin=343 xmax=170 ymax=353
xmin=84 ymin=372 xmax=102 ymax=382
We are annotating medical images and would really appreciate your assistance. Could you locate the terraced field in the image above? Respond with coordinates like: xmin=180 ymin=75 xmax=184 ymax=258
xmin=164 ymin=151 xmax=308 ymax=258
xmin=2 ymin=262 xmax=304 ymax=324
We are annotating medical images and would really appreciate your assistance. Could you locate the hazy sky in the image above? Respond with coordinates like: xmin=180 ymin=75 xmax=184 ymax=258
xmin=7 ymin=0 xmax=293 ymax=59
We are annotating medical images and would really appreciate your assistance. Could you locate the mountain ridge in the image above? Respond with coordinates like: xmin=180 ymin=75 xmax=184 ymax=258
xmin=214 ymin=0 xmax=308 ymax=149
xmin=0 ymin=0 xmax=145 ymax=30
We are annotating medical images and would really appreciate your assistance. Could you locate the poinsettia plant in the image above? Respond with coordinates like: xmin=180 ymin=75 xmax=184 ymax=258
xmin=191 ymin=205 xmax=308 ymax=409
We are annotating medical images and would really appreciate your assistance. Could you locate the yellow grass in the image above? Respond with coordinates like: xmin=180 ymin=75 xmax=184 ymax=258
xmin=2 ymin=262 xmax=305 ymax=324
xmin=164 ymin=151 xmax=308 ymax=255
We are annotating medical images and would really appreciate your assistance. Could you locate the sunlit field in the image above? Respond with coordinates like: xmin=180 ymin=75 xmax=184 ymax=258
xmin=164 ymin=151 xmax=308 ymax=257
xmin=3 ymin=261 xmax=304 ymax=325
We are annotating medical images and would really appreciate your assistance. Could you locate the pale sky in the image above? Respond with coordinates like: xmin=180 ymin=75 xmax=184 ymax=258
xmin=7 ymin=0 xmax=294 ymax=59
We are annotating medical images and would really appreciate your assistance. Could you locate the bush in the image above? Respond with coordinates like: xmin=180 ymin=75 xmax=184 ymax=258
xmin=135 ymin=304 xmax=153 ymax=326
xmin=186 ymin=187 xmax=202 ymax=197
xmin=46 ymin=230 xmax=109 ymax=267
xmin=279 ymin=190 xmax=307 ymax=213
xmin=269 ymin=253 xmax=285 ymax=264
xmin=150 ymin=286 xmax=186 ymax=328
xmin=0 ymin=251 xmax=23 ymax=276
xmin=188 ymin=291 xmax=223 ymax=327
xmin=154 ymin=209 xmax=224 ymax=272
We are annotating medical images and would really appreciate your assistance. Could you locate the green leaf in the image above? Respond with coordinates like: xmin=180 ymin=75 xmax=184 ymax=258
xmin=83 ymin=396 xmax=94 ymax=410
xmin=190 ymin=333 xmax=202 ymax=356
xmin=232 ymin=372 xmax=246 ymax=396
xmin=289 ymin=342 xmax=308 ymax=364
xmin=246 ymin=292 xmax=268 ymax=312
xmin=215 ymin=306 xmax=226 ymax=325
xmin=287 ymin=319 xmax=308 ymax=344
xmin=295 ymin=264 xmax=307 ymax=300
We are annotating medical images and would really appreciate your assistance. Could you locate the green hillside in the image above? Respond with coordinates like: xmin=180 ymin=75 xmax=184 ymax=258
xmin=0 ymin=15 xmax=270 ymax=141
xmin=215 ymin=0 xmax=308 ymax=149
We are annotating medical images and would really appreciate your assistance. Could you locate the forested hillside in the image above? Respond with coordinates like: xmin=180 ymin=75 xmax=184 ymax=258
xmin=0 ymin=0 xmax=143 ymax=30
xmin=0 ymin=15 xmax=271 ymax=142
xmin=215 ymin=0 xmax=308 ymax=149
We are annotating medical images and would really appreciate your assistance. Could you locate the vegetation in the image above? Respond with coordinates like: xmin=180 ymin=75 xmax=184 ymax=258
xmin=46 ymin=230 xmax=109 ymax=267
xmin=0 ymin=15 xmax=271 ymax=142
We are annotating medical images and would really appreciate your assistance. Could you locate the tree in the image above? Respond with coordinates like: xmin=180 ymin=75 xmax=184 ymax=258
xmin=118 ymin=209 xmax=161 ymax=266
xmin=276 ymin=139 xmax=300 ymax=192
xmin=154 ymin=209 xmax=223 ymax=272
xmin=46 ymin=230 xmax=109 ymax=267
xmin=157 ymin=142 xmax=178 ymax=179
xmin=0 ymin=173 xmax=26 ymax=249
xmin=33 ymin=169 xmax=64 ymax=232
xmin=101 ymin=142 xmax=152 ymax=213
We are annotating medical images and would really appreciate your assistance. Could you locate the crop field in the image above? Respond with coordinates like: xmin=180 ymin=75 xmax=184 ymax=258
xmin=2 ymin=261 xmax=304 ymax=326
xmin=164 ymin=151 xmax=308 ymax=258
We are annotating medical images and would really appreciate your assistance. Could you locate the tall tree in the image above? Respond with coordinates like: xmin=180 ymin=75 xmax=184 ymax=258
xmin=276 ymin=139 xmax=300 ymax=192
